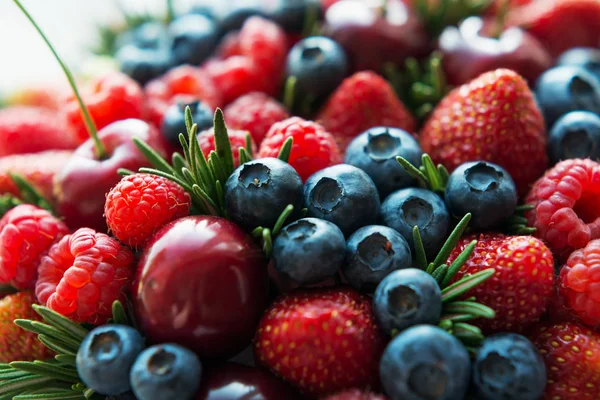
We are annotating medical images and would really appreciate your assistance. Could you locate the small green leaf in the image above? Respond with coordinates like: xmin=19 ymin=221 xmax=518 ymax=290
xmin=53 ymin=355 xmax=76 ymax=367
xmin=0 ymin=375 xmax=54 ymax=394
xmin=117 ymin=168 xmax=134 ymax=176
xmin=215 ymin=180 xmax=226 ymax=214
xmin=213 ymin=109 xmax=235 ymax=176
xmin=17 ymin=320 xmax=80 ymax=351
xmin=184 ymin=106 xmax=194 ymax=135
xmin=32 ymin=306 xmax=88 ymax=342
xmin=138 ymin=168 xmax=193 ymax=193
xmin=0 ymin=369 xmax=30 ymax=380
xmin=283 ymin=76 xmax=297 ymax=111
xmin=441 ymin=240 xmax=477 ymax=288
xmin=110 ymin=301 xmax=129 ymax=326
xmin=9 ymin=174 xmax=53 ymax=214
xmin=262 ymin=228 xmax=273 ymax=258
xmin=516 ymin=204 xmax=534 ymax=212
xmin=441 ymin=268 xmax=495 ymax=303
xmin=426 ymin=262 xmax=436 ymax=274
xmin=432 ymin=213 xmax=472 ymax=268
xmin=208 ymin=151 xmax=228 ymax=188
xmin=191 ymin=185 xmax=220 ymax=215
xmin=36 ymin=336 xmax=77 ymax=357
xmin=272 ymin=205 xmax=295 ymax=236
xmin=245 ymin=133 xmax=254 ymax=158
xmin=14 ymin=391 xmax=86 ymax=399
xmin=277 ymin=137 xmax=294 ymax=163
xmin=453 ymin=322 xmax=485 ymax=346
xmin=239 ymin=148 xmax=252 ymax=165
xmin=412 ymin=226 xmax=428 ymax=270
xmin=397 ymin=156 xmax=430 ymax=188
xmin=9 ymin=362 xmax=77 ymax=383
xmin=444 ymin=301 xmax=495 ymax=320
xmin=132 ymin=138 xmax=175 ymax=175
xmin=171 ymin=153 xmax=188 ymax=181
xmin=431 ymin=264 xmax=448 ymax=284
xmin=440 ymin=313 xmax=476 ymax=323
xmin=421 ymin=154 xmax=443 ymax=192
xmin=437 ymin=319 xmax=453 ymax=331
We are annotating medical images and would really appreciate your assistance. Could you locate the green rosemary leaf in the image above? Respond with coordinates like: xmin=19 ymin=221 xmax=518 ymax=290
xmin=432 ymin=213 xmax=472 ymax=268
xmin=283 ymin=76 xmax=297 ymax=112
xmin=32 ymin=306 xmax=88 ymax=342
xmin=189 ymin=127 xmax=215 ymax=197
xmin=110 ymin=301 xmax=129 ymax=326
xmin=171 ymin=153 xmax=188 ymax=181
xmin=397 ymin=156 xmax=430 ymax=188
xmin=9 ymin=174 xmax=54 ymax=214
xmin=439 ymin=313 xmax=475 ymax=323
xmin=132 ymin=138 xmax=175 ymax=175
xmin=0 ymin=369 xmax=30 ymax=380
xmin=441 ymin=268 xmax=495 ymax=303
xmin=453 ymin=322 xmax=485 ymax=346
xmin=437 ymin=319 xmax=453 ymax=332
xmin=215 ymin=180 xmax=226 ymax=213
xmin=213 ymin=109 xmax=235 ymax=176
xmin=245 ymin=133 xmax=253 ymax=158
xmin=507 ymin=216 xmax=529 ymax=225
xmin=431 ymin=264 xmax=448 ymax=284
xmin=10 ymin=362 xmax=77 ymax=382
xmin=426 ymin=262 xmax=436 ymax=274
xmin=181 ymin=168 xmax=196 ymax=187
xmin=437 ymin=164 xmax=450 ymax=187
xmin=184 ymin=106 xmax=194 ymax=135
xmin=14 ymin=391 xmax=86 ymax=399
xmin=179 ymin=133 xmax=192 ymax=167
xmin=239 ymin=148 xmax=252 ymax=165
xmin=117 ymin=168 xmax=134 ymax=176
xmin=0 ymin=364 xmax=11 ymax=370
xmin=412 ymin=226 xmax=428 ymax=270
xmin=37 ymin=335 xmax=77 ymax=357
xmin=515 ymin=204 xmax=534 ymax=212
xmin=441 ymin=240 xmax=477 ymax=287
xmin=262 ymin=228 xmax=273 ymax=258
xmin=444 ymin=301 xmax=495 ymax=320
xmin=26 ymin=321 xmax=80 ymax=351
xmin=208 ymin=151 xmax=228 ymax=188
xmin=0 ymin=375 xmax=54 ymax=393
xmin=0 ymin=389 xmax=24 ymax=400
xmin=421 ymin=155 xmax=443 ymax=193
xmin=188 ymin=123 xmax=202 ymax=184
xmin=277 ymin=137 xmax=294 ymax=163
xmin=272 ymin=205 xmax=295 ymax=236
xmin=191 ymin=185 xmax=220 ymax=215
xmin=138 ymin=168 xmax=193 ymax=193
xmin=54 ymin=355 xmax=76 ymax=367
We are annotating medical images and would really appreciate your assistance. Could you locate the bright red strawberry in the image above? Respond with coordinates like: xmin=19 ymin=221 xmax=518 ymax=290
xmin=0 ymin=291 xmax=53 ymax=362
xmin=105 ymin=174 xmax=191 ymax=247
xmin=530 ymin=322 xmax=600 ymax=399
xmin=0 ymin=150 xmax=72 ymax=204
xmin=0 ymin=204 xmax=69 ymax=290
xmin=197 ymin=127 xmax=257 ymax=168
xmin=316 ymin=71 xmax=416 ymax=152
xmin=420 ymin=69 xmax=548 ymax=196
xmin=0 ymin=106 xmax=76 ymax=157
xmin=526 ymin=158 xmax=600 ymax=262
xmin=254 ymin=287 xmax=386 ymax=397
xmin=145 ymin=65 xmax=222 ymax=129
xmin=323 ymin=389 xmax=388 ymax=400
xmin=555 ymin=239 xmax=600 ymax=328
xmin=223 ymin=92 xmax=290 ymax=145
xmin=63 ymin=72 xmax=144 ymax=144
xmin=447 ymin=233 xmax=554 ymax=333
xmin=36 ymin=227 xmax=135 ymax=324
xmin=258 ymin=117 xmax=342 ymax=181
xmin=507 ymin=0 xmax=600 ymax=58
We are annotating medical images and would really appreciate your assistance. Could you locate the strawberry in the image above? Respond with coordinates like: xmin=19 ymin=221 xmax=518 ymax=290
xmin=254 ymin=287 xmax=386 ymax=397
xmin=316 ymin=71 xmax=417 ymax=152
xmin=0 ymin=291 xmax=53 ymax=362
xmin=420 ymin=68 xmax=548 ymax=196
xmin=507 ymin=0 xmax=600 ymax=58
xmin=530 ymin=321 xmax=600 ymax=399
xmin=447 ymin=233 xmax=555 ymax=333
xmin=323 ymin=389 xmax=389 ymax=400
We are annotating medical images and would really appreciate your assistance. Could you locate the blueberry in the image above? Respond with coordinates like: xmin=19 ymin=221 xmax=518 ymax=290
xmin=304 ymin=164 xmax=380 ymax=237
xmin=76 ymin=325 xmax=145 ymax=396
xmin=130 ymin=344 xmax=202 ymax=400
xmin=345 ymin=127 xmax=423 ymax=199
xmin=168 ymin=14 xmax=221 ymax=66
xmin=215 ymin=0 xmax=267 ymax=32
xmin=557 ymin=47 xmax=600 ymax=80
xmin=269 ymin=0 xmax=323 ymax=33
xmin=225 ymin=158 xmax=304 ymax=231
xmin=116 ymin=22 xmax=170 ymax=51
xmin=344 ymin=225 xmax=412 ymax=292
xmin=548 ymin=111 xmax=600 ymax=164
xmin=535 ymin=65 xmax=600 ymax=128
xmin=373 ymin=268 xmax=441 ymax=334
xmin=273 ymin=218 xmax=346 ymax=285
xmin=117 ymin=45 xmax=173 ymax=86
xmin=472 ymin=333 xmax=547 ymax=400
xmin=161 ymin=101 xmax=214 ymax=150
xmin=380 ymin=325 xmax=471 ymax=400
xmin=285 ymin=36 xmax=348 ymax=111
xmin=445 ymin=161 xmax=518 ymax=231
xmin=380 ymin=188 xmax=449 ymax=259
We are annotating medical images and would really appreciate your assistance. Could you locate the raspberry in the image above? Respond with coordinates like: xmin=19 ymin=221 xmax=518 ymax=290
xmin=36 ymin=228 xmax=135 ymax=324
xmin=557 ymin=239 xmax=600 ymax=327
xmin=145 ymin=65 xmax=222 ymax=128
xmin=323 ymin=389 xmax=388 ymax=400
xmin=0 ymin=106 xmax=76 ymax=156
xmin=258 ymin=117 xmax=342 ymax=181
xmin=216 ymin=32 xmax=242 ymax=59
xmin=317 ymin=71 xmax=416 ymax=152
xmin=204 ymin=56 xmax=270 ymax=105
xmin=223 ymin=92 xmax=290 ymax=145
xmin=63 ymin=72 xmax=144 ymax=144
xmin=0 ymin=205 xmax=69 ymax=290
xmin=105 ymin=174 xmax=191 ymax=247
xmin=197 ymin=127 xmax=257 ymax=168
xmin=526 ymin=158 xmax=600 ymax=261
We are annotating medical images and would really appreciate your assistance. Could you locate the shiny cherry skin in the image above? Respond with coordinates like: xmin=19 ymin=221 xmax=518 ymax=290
xmin=53 ymin=119 xmax=166 ymax=232
xmin=439 ymin=16 xmax=552 ymax=86
xmin=133 ymin=216 xmax=269 ymax=360
xmin=323 ymin=0 xmax=431 ymax=72
xmin=196 ymin=363 xmax=304 ymax=400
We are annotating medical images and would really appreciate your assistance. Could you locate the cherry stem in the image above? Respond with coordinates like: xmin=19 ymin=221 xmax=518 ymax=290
xmin=492 ymin=0 xmax=510 ymax=39
xmin=13 ymin=0 xmax=107 ymax=160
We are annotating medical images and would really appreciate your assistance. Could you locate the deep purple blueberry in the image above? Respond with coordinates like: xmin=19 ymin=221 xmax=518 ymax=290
xmin=304 ymin=164 xmax=380 ymax=237
xmin=161 ymin=101 xmax=214 ymax=150
xmin=215 ymin=0 xmax=268 ymax=32
xmin=116 ymin=22 xmax=170 ymax=51
xmin=380 ymin=188 xmax=449 ymax=258
xmin=548 ymin=111 xmax=600 ymax=164
xmin=117 ymin=45 xmax=173 ymax=86
xmin=344 ymin=127 xmax=423 ymax=199
xmin=557 ymin=47 xmax=600 ymax=80
xmin=472 ymin=333 xmax=546 ymax=400
xmin=269 ymin=0 xmax=323 ymax=33
xmin=380 ymin=325 xmax=471 ymax=400
xmin=444 ymin=161 xmax=518 ymax=230
xmin=273 ymin=218 xmax=346 ymax=285
xmin=344 ymin=225 xmax=412 ymax=292
xmin=168 ymin=14 xmax=221 ymax=66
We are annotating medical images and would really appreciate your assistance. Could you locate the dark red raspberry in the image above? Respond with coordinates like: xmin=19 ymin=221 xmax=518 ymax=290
xmin=197 ymin=127 xmax=257 ymax=168
xmin=204 ymin=56 xmax=270 ymax=105
xmin=258 ymin=117 xmax=342 ymax=181
xmin=36 ymin=228 xmax=135 ymax=324
xmin=557 ymin=239 xmax=600 ymax=327
xmin=0 ymin=106 xmax=76 ymax=157
xmin=145 ymin=65 xmax=223 ymax=128
xmin=216 ymin=32 xmax=242 ymax=59
xmin=105 ymin=174 xmax=191 ymax=247
xmin=526 ymin=158 xmax=600 ymax=262
xmin=323 ymin=389 xmax=388 ymax=400
xmin=0 ymin=205 xmax=69 ymax=290
xmin=223 ymin=92 xmax=290 ymax=145
xmin=63 ymin=72 xmax=144 ymax=144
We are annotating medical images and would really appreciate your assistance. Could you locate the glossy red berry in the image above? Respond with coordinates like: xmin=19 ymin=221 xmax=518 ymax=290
xmin=258 ymin=117 xmax=342 ymax=181
xmin=36 ymin=228 xmax=135 ymax=325
xmin=197 ymin=127 xmax=257 ymax=168
xmin=0 ymin=205 xmax=69 ymax=290
xmin=204 ymin=56 xmax=270 ymax=106
xmin=105 ymin=174 xmax=191 ymax=247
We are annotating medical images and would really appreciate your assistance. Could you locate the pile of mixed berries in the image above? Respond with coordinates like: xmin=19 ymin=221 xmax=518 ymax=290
xmin=1 ymin=0 xmax=600 ymax=399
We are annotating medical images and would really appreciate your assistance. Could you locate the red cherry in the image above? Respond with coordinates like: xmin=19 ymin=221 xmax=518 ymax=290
xmin=133 ymin=216 xmax=269 ymax=360
xmin=53 ymin=119 xmax=166 ymax=232
xmin=323 ymin=0 xmax=431 ymax=72
xmin=196 ymin=363 xmax=304 ymax=400
xmin=439 ymin=16 xmax=552 ymax=86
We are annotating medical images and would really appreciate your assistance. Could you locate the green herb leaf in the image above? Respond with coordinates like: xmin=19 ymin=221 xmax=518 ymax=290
xmin=110 ymin=301 xmax=129 ymax=326
xmin=441 ymin=268 xmax=495 ymax=303
xmin=412 ymin=226 xmax=428 ymax=270
xmin=444 ymin=301 xmax=495 ymax=320
xmin=432 ymin=213 xmax=472 ymax=268
xmin=272 ymin=205 xmax=295 ymax=236
xmin=213 ymin=109 xmax=235 ymax=177
xmin=277 ymin=137 xmax=294 ymax=163
xmin=32 ymin=306 xmax=88 ymax=342
xmin=441 ymin=239 xmax=477 ymax=287
xmin=8 ymin=174 xmax=54 ymax=214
